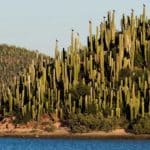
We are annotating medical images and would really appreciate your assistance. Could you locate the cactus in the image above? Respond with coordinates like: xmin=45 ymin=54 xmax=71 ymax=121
xmin=141 ymin=97 xmax=145 ymax=118
xmin=89 ymin=20 xmax=93 ymax=52
xmin=0 ymin=6 xmax=149 ymax=130
xmin=7 ymin=88 xmax=13 ymax=113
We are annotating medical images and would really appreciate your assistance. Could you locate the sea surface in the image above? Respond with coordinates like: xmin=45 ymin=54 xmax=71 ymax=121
xmin=0 ymin=138 xmax=149 ymax=150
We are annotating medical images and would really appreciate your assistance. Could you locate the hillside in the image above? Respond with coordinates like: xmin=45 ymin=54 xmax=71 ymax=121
xmin=0 ymin=45 xmax=36 ymax=84
xmin=0 ymin=44 xmax=49 ymax=89
xmin=0 ymin=6 xmax=150 ymax=134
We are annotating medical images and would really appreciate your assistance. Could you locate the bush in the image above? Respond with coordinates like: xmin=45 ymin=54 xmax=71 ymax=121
xmin=44 ymin=125 xmax=55 ymax=132
xmin=67 ymin=113 xmax=102 ymax=133
xmin=119 ymin=68 xmax=131 ymax=80
xmin=66 ymin=113 xmax=122 ymax=133
xmin=13 ymin=113 xmax=32 ymax=125
xmin=69 ymin=83 xmax=90 ymax=101
xmin=99 ymin=118 xmax=113 ymax=132
xmin=129 ymin=115 xmax=150 ymax=134
xmin=134 ymin=52 xmax=145 ymax=68
xmin=70 ymin=125 xmax=89 ymax=133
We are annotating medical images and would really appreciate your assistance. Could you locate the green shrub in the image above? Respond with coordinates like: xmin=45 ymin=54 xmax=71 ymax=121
xmin=119 ymin=68 xmax=131 ymax=80
xmin=70 ymin=125 xmax=89 ymax=133
xmin=69 ymin=83 xmax=90 ymax=101
xmin=67 ymin=113 xmax=123 ymax=133
xmin=13 ymin=113 xmax=32 ymax=125
xmin=44 ymin=125 xmax=55 ymax=132
xmin=134 ymin=52 xmax=145 ymax=68
xmin=67 ymin=113 xmax=101 ymax=133
xmin=99 ymin=118 xmax=113 ymax=132
xmin=129 ymin=115 xmax=150 ymax=134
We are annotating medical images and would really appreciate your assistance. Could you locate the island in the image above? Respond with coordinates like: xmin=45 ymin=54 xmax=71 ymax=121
xmin=0 ymin=5 xmax=149 ymax=139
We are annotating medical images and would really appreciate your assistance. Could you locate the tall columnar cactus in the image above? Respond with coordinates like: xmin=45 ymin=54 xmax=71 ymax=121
xmin=111 ymin=10 xmax=116 ymax=43
xmin=7 ymin=88 xmax=13 ymax=113
xmin=55 ymin=39 xmax=60 ymax=59
xmin=141 ymin=97 xmax=145 ymax=118
xmin=89 ymin=20 xmax=93 ymax=52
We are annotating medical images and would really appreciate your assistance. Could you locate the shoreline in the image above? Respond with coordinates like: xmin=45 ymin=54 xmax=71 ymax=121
xmin=0 ymin=129 xmax=150 ymax=139
xmin=0 ymin=116 xmax=149 ymax=140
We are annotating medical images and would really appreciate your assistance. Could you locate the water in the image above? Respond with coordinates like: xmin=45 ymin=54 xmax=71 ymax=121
xmin=0 ymin=138 xmax=149 ymax=150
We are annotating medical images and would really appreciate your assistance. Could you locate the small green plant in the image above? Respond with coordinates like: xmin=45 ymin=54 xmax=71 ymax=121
xmin=129 ymin=115 xmax=150 ymax=134
xmin=134 ymin=52 xmax=145 ymax=68
xmin=44 ymin=125 xmax=55 ymax=132
xmin=119 ymin=68 xmax=131 ymax=80
xmin=12 ymin=113 xmax=32 ymax=125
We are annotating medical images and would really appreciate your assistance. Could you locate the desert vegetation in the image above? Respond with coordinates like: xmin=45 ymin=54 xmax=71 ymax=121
xmin=0 ymin=5 xmax=149 ymax=134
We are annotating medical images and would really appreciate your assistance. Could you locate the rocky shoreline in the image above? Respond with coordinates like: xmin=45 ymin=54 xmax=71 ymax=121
xmin=0 ymin=128 xmax=150 ymax=139
xmin=0 ymin=116 xmax=149 ymax=139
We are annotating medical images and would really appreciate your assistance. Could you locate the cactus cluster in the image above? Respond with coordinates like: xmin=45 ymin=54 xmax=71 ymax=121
xmin=0 ymin=6 xmax=149 ymax=123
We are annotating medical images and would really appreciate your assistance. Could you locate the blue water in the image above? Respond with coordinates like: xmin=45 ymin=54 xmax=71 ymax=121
xmin=0 ymin=138 xmax=149 ymax=150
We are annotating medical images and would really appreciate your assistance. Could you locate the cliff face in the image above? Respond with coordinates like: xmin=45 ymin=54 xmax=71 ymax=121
xmin=0 ymin=6 xmax=150 ymax=134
